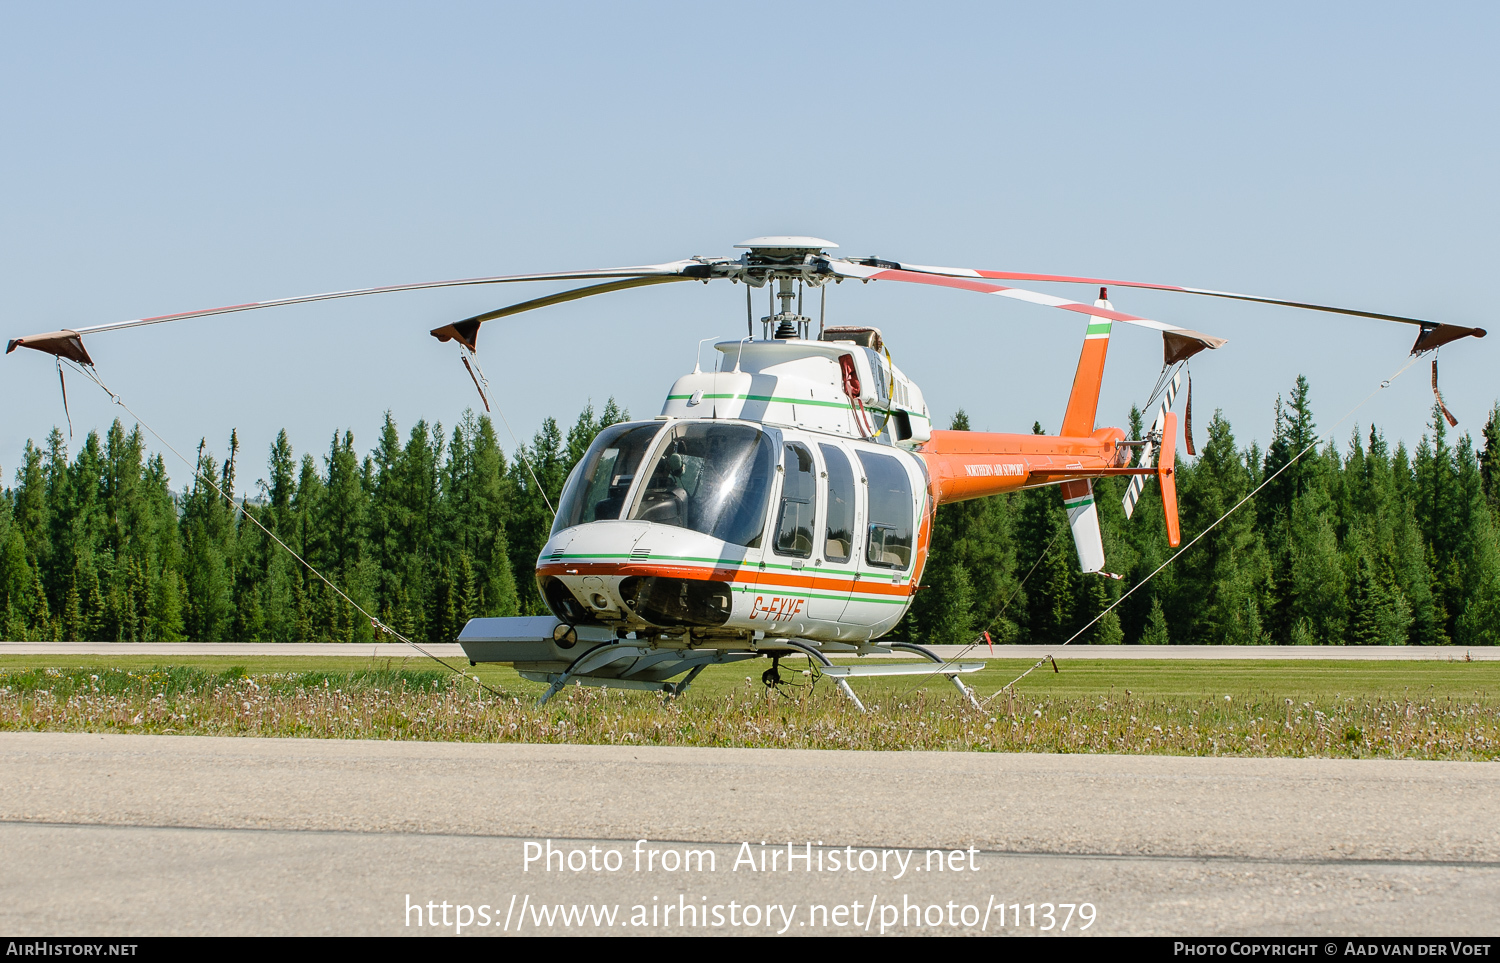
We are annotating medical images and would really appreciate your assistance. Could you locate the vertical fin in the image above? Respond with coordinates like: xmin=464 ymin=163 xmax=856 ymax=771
xmin=1159 ymin=411 xmax=1180 ymax=547
xmin=1061 ymin=478 xmax=1105 ymax=573
xmin=1060 ymin=289 xmax=1113 ymax=437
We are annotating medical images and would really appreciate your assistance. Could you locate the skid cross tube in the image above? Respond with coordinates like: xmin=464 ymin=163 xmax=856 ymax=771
xmin=664 ymin=662 xmax=709 ymax=700
xmin=774 ymin=640 xmax=866 ymax=712
xmin=535 ymin=642 xmax=646 ymax=707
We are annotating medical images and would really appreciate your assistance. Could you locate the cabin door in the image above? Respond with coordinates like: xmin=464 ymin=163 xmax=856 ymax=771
xmin=839 ymin=448 xmax=917 ymax=627
xmin=805 ymin=443 xmax=858 ymax=623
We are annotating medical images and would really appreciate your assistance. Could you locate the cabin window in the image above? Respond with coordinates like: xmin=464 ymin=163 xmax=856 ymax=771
xmin=628 ymin=423 xmax=774 ymax=547
xmin=858 ymin=451 xmax=913 ymax=570
xmin=819 ymin=443 xmax=855 ymax=563
xmin=891 ymin=409 xmax=913 ymax=442
xmin=552 ymin=422 xmax=662 ymax=536
xmin=773 ymin=443 xmax=817 ymax=558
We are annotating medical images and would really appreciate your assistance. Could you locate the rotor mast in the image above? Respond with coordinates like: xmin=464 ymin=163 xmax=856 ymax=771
xmin=733 ymin=236 xmax=837 ymax=341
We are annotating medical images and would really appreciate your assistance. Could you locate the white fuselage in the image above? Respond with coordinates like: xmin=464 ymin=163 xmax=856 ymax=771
xmin=535 ymin=338 xmax=935 ymax=647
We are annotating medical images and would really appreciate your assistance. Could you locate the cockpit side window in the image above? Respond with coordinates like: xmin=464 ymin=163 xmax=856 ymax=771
xmin=629 ymin=423 xmax=774 ymax=547
xmin=819 ymin=443 xmax=855 ymax=563
xmin=773 ymin=443 xmax=817 ymax=558
xmin=551 ymin=423 xmax=662 ymax=536
xmin=858 ymin=451 xmax=913 ymax=570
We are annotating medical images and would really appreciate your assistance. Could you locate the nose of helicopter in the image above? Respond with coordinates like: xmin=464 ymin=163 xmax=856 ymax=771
xmin=537 ymin=521 xmax=751 ymax=629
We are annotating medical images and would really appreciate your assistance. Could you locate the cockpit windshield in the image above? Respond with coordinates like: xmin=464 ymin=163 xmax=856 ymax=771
xmin=628 ymin=423 xmax=774 ymax=547
xmin=551 ymin=422 xmax=662 ymax=536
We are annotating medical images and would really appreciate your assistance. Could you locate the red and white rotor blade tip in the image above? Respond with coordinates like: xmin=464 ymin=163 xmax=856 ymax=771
xmin=828 ymin=260 xmax=1226 ymax=351
xmin=872 ymin=262 xmax=1485 ymax=353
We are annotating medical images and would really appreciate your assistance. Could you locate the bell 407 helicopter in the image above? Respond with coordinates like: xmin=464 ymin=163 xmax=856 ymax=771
xmin=7 ymin=237 xmax=1485 ymax=708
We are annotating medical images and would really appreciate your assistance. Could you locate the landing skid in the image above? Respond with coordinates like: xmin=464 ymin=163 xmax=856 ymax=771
xmin=459 ymin=616 xmax=985 ymax=711
xmin=523 ymin=643 xmax=759 ymax=707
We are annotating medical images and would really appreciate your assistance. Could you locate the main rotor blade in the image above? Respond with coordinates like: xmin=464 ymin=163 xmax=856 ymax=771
xmin=5 ymin=258 xmax=708 ymax=363
xmin=828 ymin=260 xmax=1227 ymax=351
xmin=66 ymin=261 xmax=703 ymax=336
xmin=859 ymin=261 xmax=1486 ymax=353
xmin=430 ymin=275 xmax=689 ymax=351
xmin=5 ymin=260 xmax=706 ymax=363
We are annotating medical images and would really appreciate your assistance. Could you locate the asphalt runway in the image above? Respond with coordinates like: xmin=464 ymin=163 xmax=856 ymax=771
xmin=3 ymin=642 xmax=1493 ymax=660
xmin=2 ymin=733 xmax=1497 ymax=936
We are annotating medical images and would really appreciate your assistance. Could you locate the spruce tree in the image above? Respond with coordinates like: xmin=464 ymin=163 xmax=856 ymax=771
xmin=483 ymin=529 xmax=520 ymax=617
xmin=1480 ymin=403 xmax=1500 ymax=514
xmin=1140 ymin=596 xmax=1170 ymax=645
xmin=1451 ymin=433 xmax=1500 ymax=645
xmin=1174 ymin=412 xmax=1266 ymax=644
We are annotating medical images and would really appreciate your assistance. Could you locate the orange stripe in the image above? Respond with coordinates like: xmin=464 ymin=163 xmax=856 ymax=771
xmin=537 ymin=561 xmax=741 ymax=582
xmin=535 ymin=561 xmax=914 ymax=598
xmin=756 ymin=570 xmax=913 ymax=598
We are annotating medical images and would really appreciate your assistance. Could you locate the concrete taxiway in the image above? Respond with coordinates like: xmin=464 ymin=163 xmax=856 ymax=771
xmin=1 ymin=733 xmax=1497 ymax=936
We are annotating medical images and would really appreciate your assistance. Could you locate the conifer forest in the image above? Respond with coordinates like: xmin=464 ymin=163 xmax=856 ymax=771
xmin=3 ymin=378 xmax=1498 ymax=647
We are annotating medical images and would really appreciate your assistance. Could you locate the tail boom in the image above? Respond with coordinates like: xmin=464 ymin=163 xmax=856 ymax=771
xmin=919 ymin=427 xmax=1129 ymax=505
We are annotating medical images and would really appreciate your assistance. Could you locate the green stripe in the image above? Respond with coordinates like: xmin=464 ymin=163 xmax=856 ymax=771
xmin=1063 ymin=496 xmax=1095 ymax=509
xmin=665 ymin=394 xmax=931 ymax=422
xmin=666 ymin=393 xmax=853 ymax=410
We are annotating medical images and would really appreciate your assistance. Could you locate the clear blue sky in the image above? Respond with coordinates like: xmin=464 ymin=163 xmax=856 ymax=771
xmin=3 ymin=2 xmax=1496 ymax=493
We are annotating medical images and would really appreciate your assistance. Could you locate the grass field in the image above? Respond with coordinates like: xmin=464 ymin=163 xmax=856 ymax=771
xmin=2 ymin=654 xmax=1497 ymax=759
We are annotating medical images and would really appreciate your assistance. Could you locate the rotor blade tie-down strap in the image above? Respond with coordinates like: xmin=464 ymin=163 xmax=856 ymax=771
xmin=56 ymin=358 xmax=73 ymax=439
xmin=456 ymin=345 xmax=556 ymax=518
xmin=1431 ymin=354 xmax=1458 ymax=427
xmin=1183 ymin=367 xmax=1196 ymax=456
xmin=460 ymin=354 xmax=491 ymax=413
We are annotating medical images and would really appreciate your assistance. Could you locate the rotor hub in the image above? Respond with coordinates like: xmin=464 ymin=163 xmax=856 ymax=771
xmin=724 ymin=236 xmax=840 ymax=290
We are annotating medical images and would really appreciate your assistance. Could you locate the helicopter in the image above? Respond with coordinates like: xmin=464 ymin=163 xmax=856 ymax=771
xmin=7 ymin=236 xmax=1486 ymax=709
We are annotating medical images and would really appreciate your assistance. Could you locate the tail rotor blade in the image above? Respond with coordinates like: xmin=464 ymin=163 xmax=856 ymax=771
xmin=1123 ymin=369 xmax=1184 ymax=519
